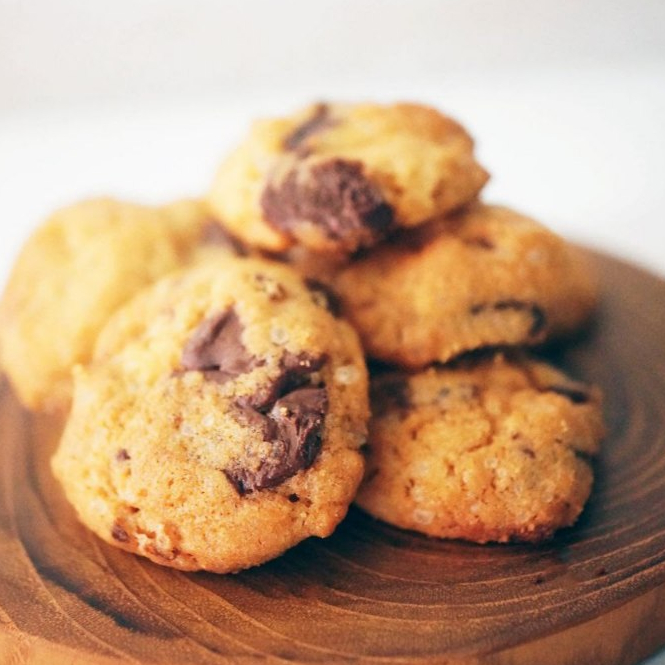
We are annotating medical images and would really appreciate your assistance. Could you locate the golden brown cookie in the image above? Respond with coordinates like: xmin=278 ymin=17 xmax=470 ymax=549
xmin=356 ymin=353 xmax=605 ymax=543
xmin=52 ymin=258 xmax=369 ymax=573
xmin=334 ymin=204 xmax=598 ymax=368
xmin=207 ymin=102 xmax=489 ymax=254
xmin=0 ymin=198 xmax=216 ymax=411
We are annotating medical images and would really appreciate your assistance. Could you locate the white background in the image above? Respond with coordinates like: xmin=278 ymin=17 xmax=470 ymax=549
xmin=1 ymin=2 xmax=664 ymax=659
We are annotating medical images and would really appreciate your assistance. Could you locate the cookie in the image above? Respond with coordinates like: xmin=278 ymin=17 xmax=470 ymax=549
xmin=356 ymin=353 xmax=605 ymax=543
xmin=334 ymin=204 xmax=598 ymax=368
xmin=207 ymin=102 xmax=489 ymax=254
xmin=0 ymin=197 xmax=216 ymax=411
xmin=51 ymin=258 xmax=369 ymax=573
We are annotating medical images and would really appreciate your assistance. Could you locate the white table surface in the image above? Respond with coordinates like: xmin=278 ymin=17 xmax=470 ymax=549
xmin=1 ymin=1 xmax=664 ymax=661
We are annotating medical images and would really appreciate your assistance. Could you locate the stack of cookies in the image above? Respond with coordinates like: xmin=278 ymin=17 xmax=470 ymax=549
xmin=0 ymin=102 xmax=605 ymax=574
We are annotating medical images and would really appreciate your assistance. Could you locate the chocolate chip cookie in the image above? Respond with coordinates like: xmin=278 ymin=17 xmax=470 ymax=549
xmin=356 ymin=353 xmax=605 ymax=543
xmin=207 ymin=102 xmax=489 ymax=254
xmin=0 ymin=198 xmax=216 ymax=411
xmin=52 ymin=258 xmax=369 ymax=573
xmin=335 ymin=204 xmax=598 ymax=368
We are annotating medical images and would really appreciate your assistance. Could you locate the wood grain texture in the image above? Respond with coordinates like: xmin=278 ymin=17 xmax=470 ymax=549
xmin=1 ymin=250 xmax=665 ymax=665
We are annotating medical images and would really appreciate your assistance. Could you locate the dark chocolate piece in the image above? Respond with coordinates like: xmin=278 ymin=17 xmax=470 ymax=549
xmin=225 ymin=353 xmax=328 ymax=493
xmin=115 ymin=449 xmax=130 ymax=462
xmin=225 ymin=387 xmax=328 ymax=494
xmin=181 ymin=309 xmax=260 ymax=383
xmin=261 ymin=159 xmax=395 ymax=252
xmin=243 ymin=352 xmax=327 ymax=413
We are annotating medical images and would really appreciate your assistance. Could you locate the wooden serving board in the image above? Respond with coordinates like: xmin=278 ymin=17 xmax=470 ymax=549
xmin=1 ymin=250 xmax=665 ymax=665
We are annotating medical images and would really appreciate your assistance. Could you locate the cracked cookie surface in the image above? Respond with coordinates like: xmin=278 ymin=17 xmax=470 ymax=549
xmin=52 ymin=258 xmax=368 ymax=573
xmin=356 ymin=353 xmax=605 ymax=543
xmin=0 ymin=197 xmax=214 ymax=411
xmin=335 ymin=204 xmax=598 ymax=368
xmin=207 ymin=102 xmax=489 ymax=254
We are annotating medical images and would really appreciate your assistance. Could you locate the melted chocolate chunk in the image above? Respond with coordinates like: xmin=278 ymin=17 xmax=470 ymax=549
xmin=181 ymin=309 xmax=260 ymax=383
xmin=111 ymin=522 xmax=129 ymax=543
xmin=200 ymin=219 xmax=248 ymax=255
xmin=261 ymin=159 xmax=395 ymax=252
xmin=226 ymin=387 xmax=328 ymax=494
xmin=243 ymin=352 xmax=327 ymax=412
xmin=469 ymin=300 xmax=547 ymax=338
xmin=305 ymin=278 xmax=343 ymax=317
xmin=283 ymin=103 xmax=333 ymax=152
xmin=225 ymin=353 xmax=328 ymax=494
xmin=546 ymin=384 xmax=590 ymax=404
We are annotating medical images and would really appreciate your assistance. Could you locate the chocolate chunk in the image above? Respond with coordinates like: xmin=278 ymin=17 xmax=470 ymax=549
xmin=261 ymin=159 xmax=395 ymax=252
xmin=225 ymin=353 xmax=328 ymax=493
xmin=115 ymin=449 xmax=130 ymax=462
xmin=243 ymin=352 xmax=327 ymax=413
xmin=200 ymin=219 xmax=247 ymax=256
xmin=283 ymin=103 xmax=333 ymax=152
xmin=225 ymin=387 xmax=328 ymax=494
xmin=181 ymin=309 xmax=261 ymax=383
xmin=111 ymin=522 xmax=129 ymax=543
xmin=305 ymin=278 xmax=342 ymax=317
xmin=546 ymin=384 xmax=590 ymax=404
xmin=270 ymin=386 xmax=327 ymax=467
xmin=469 ymin=300 xmax=547 ymax=338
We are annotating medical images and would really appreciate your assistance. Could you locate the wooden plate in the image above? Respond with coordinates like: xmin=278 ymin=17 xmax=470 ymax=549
xmin=1 ymin=250 xmax=665 ymax=665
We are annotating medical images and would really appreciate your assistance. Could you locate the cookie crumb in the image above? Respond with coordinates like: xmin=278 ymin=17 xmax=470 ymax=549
xmin=335 ymin=364 xmax=361 ymax=385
